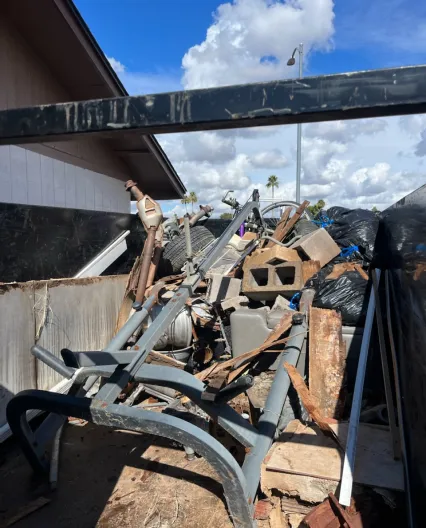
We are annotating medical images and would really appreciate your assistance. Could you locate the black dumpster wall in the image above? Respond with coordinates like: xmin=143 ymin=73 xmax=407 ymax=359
xmin=375 ymin=198 xmax=426 ymax=526
xmin=0 ymin=203 xmax=134 ymax=282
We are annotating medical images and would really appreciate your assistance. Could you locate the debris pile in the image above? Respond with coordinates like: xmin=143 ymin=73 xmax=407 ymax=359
xmin=110 ymin=192 xmax=403 ymax=526
xmin=8 ymin=186 xmax=406 ymax=528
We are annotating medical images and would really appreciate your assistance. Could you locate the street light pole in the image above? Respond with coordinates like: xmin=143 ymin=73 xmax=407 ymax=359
xmin=296 ymin=43 xmax=303 ymax=203
xmin=287 ymin=43 xmax=304 ymax=203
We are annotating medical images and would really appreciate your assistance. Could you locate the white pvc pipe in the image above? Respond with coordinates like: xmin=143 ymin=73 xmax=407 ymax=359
xmin=339 ymin=269 xmax=380 ymax=506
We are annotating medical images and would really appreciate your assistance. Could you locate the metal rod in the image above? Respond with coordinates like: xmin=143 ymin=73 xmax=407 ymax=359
xmin=371 ymin=269 xmax=400 ymax=459
xmin=242 ymin=300 xmax=309 ymax=504
xmin=146 ymin=245 xmax=162 ymax=289
xmin=106 ymin=294 xmax=157 ymax=351
xmin=133 ymin=226 xmax=157 ymax=310
xmin=31 ymin=345 xmax=75 ymax=379
xmin=184 ymin=215 xmax=193 ymax=259
xmin=296 ymin=43 xmax=303 ymax=203
xmin=339 ymin=274 xmax=377 ymax=506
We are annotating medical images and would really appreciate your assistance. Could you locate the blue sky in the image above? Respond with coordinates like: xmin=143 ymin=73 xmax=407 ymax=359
xmin=76 ymin=0 xmax=426 ymax=79
xmin=74 ymin=0 xmax=426 ymax=214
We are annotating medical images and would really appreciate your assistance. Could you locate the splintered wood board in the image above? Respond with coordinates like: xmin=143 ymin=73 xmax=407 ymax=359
xmin=264 ymin=421 xmax=404 ymax=491
xmin=309 ymin=307 xmax=346 ymax=419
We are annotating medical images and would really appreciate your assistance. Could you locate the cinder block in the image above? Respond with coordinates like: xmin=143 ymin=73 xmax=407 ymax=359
xmin=242 ymin=261 xmax=303 ymax=301
xmin=221 ymin=295 xmax=249 ymax=311
xmin=207 ymin=273 xmax=242 ymax=303
xmin=242 ymin=231 xmax=258 ymax=241
xmin=244 ymin=245 xmax=301 ymax=271
xmin=227 ymin=234 xmax=252 ymax=251
xmin=290 ymin=228 xmax=340 ymax=267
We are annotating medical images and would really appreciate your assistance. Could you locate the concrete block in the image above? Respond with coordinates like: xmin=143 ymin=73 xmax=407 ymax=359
xmin=242 ymin=231 xmax=258 ymax=241
xmin=244 ymin=245 xmax=301 ymax=271
xmin=242 ymin=261 xmax=303 ymax=301
xmin=221 ymin=295 xmax=249 ymax=311
xmin=290 ymin=228 xmax=340 ymax=267
xmin=207 ymin=273 xmax=242 ymax=303
xmin=270 ymin=295 xmax=291 ymax=312
xmin=227 ymin=234 xmax=252 ymax=252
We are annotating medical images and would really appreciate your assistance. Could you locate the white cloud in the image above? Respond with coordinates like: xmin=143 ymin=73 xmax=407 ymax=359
xmin=399 ymin=115 xmax=426 ymax=137
xmin=182 ymin=0 xmax=335 ymax=89
xmin=107 ymin=56 xmax=126 ymax=73
xmin=304 ymin=119 xmax=388 ymax=143
xmin=250 ymin=149 xmax=288 ymax=168
xmin=110 ymin=1 xmax=426 ymax=215
xmin=182 ymin=132 xmax=236 ymax=163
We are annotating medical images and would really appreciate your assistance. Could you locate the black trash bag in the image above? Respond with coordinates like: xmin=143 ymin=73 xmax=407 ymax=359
xmin=313 ymin=271 xmax=371 ymax=326
xmin=374 ymin=205 xmax=426 ymax=269
xmin=304 ymin=255 xmax=367 ymax=291
xmin=325 ymin=208 xmax=380 ymax=261
xmin=326 ymin=206 xmax=349 ymax=221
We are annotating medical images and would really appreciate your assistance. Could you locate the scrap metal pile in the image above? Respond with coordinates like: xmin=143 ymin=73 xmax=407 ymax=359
xmin=104 ymin=184 xmax=402 ymax=526
xmin=7 ymin=181 xmax=404 ymax=528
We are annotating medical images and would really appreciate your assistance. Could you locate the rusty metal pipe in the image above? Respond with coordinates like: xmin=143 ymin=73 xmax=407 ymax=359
xmin=133 ymin=226 xmax=157 ymax=310
xmin=146 ymin=244 xmax=163 ymax=289
xmin=188 ymin=205 xmax=213 ymax=227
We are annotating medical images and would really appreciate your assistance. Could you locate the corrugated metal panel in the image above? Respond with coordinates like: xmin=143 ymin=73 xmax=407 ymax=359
xmin=0 ymin=283 xmax=36 ymax=426
xmin=0 ymin=275 xmax=127 ymax=430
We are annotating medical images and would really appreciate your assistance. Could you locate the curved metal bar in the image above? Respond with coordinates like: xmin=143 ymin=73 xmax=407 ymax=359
xmin=136 ymin=364 xmax=258 ymax=448
xmin=7 ymin=390 xmax=253 ymax=528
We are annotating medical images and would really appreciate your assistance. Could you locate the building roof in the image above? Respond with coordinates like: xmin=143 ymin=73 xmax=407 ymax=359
xmin=3 ymin=0 xmax=186 ymax=199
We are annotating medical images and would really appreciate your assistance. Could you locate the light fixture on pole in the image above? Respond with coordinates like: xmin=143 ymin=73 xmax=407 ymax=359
xmin=287 ymin=43 xmax=303 ymax=203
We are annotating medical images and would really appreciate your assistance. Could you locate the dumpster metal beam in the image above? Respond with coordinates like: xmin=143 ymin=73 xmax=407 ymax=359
xmin=1 ymin=65 xmax=426 ymax=144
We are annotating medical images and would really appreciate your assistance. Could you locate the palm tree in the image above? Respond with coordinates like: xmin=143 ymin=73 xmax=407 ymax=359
xmin=266 ymin=175 xmax=279 ymax=201
xmin=181 ymin=195 xmax=190 ymax=213
xmin=189 ymin=191 xmax=198 ymax=213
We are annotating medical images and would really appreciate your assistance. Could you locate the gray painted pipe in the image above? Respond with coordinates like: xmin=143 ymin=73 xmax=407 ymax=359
xmin=241 ymin=291 xmax=311 ymax=504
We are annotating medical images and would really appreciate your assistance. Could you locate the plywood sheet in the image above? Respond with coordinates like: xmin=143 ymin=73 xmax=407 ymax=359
xmin=263 ymin=420 xmax=404 ymax=492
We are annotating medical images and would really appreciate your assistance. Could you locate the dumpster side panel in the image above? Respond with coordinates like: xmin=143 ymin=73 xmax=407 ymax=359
xmin=0 ymin=275 xmax=127 ymax=437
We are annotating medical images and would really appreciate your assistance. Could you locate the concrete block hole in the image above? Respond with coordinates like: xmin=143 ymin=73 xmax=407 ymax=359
xmin=274 ymin=266 xmax=296 ymax=286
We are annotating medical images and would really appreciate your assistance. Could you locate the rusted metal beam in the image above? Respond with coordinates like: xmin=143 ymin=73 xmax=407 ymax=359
xmin=1 ymin=65 xmax=426 ymax=144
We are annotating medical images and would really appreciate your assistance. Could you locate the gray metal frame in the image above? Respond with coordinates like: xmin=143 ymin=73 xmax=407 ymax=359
xmin=8 ymin=194 xmax=303 ymax=527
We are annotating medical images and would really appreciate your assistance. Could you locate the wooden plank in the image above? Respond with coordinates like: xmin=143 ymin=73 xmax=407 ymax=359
xmin=301 ymin=260 xmax=321 ymax=284
xmin=266 ymin=201 xmax=310 ymax=247
xmin=201 ymin=370 xmax=229 ymax=401
xmin=5 ymin=497 xmax=50 ymax=526
xmin=284 ymin=363 xmax=343 ymax=450
xmin=197 ymin=311 xmax=294 ymax=381
xmin=263 ymin=420 xmax=404 ymax=492
xmin=269 ymin=500 xmax=289 ymax=528
xmin=264 ymin=206 xmax=291 ymax=248
xmin=146 ymin=351 xmax=186 ymax=370
xmin=309 ymin=307 xmax=346 ymax=419
xmin=114 ymin=256 xmax=141 ymax=333
xmin=326 ymin=263 xmax=368 ymax=281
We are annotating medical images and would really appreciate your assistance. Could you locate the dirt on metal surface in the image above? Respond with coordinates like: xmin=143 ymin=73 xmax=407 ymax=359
xmin=0 ymin=423 xmax=232 ymax=528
